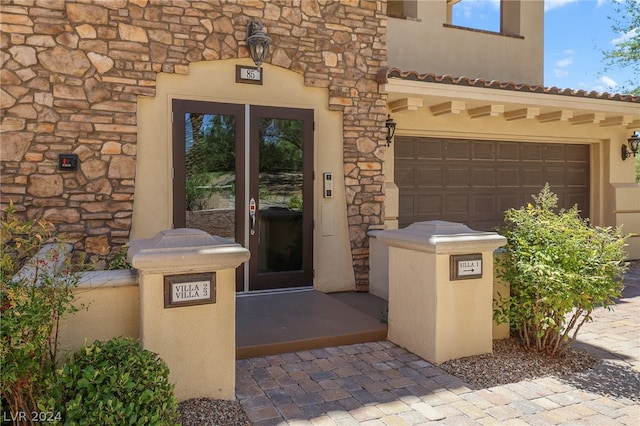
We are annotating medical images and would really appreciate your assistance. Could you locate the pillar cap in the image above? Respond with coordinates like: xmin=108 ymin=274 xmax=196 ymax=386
xmin=376 ymin=221 xmax=506 ymax=254
xmin=127 ymin=228 xmax=250 ymax=274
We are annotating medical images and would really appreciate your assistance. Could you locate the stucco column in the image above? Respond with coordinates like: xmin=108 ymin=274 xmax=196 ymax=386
xmin=127 ymin=229 xmax=250 ymax=400
xmin=378 ymin=221 xmax=506 ymax=364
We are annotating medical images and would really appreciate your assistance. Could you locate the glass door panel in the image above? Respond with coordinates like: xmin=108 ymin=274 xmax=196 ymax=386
xmin=172 ymin=100 xmax=246 ymax=291
xmin=184 ymin=113 xmax=237 ymax=240
xmin=249 ymin=106 xmax=313 ymax=291
xmin=257 ymin=117 xmax=304 ymax=274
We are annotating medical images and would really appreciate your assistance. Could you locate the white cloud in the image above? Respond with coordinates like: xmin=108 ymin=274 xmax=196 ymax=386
xmin=544 ymin=0 xmax=579 ymax=12
xmin=586 ymin=76 xmax=619 ymax=93
xmin=600 ymin=75 xmax=618 ymax=88
xmin=551 ymin=50 xmax=574 ymax=80
xmin=611 ymin=28 xmax=638 ymax=45
xmin=553 ymin=69 xmax=570 ymax=78
xmin=556 ymin=57 xmax=573 ymax=68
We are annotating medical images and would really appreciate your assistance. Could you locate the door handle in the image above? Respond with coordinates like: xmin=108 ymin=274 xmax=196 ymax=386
xmin=249 ymin=197 xmax=256 ymax=236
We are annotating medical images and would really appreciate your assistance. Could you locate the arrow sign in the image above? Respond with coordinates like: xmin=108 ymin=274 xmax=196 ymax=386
xmin=458 ymin=260 xmax=482 ymax=277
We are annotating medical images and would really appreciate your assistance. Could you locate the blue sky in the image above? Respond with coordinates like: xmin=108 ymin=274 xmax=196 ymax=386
xmin=451 ymin=0 xmax=637 ymax=94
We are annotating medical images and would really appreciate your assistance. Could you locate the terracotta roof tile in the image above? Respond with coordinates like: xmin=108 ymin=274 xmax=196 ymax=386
xmin=377 ymin=67 xmax=640 ymax=103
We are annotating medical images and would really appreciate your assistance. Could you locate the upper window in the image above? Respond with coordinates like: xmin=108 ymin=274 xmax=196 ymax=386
xmin=448 ymin=0 xmax=501 ymax=33
xmin=388 ymin=0 xmax=418 ymax=20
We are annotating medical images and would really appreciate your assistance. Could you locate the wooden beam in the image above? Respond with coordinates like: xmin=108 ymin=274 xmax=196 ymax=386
xmin=599 ymin=115 xmax=634 ymax=127
xmin=389 ymin=98 xmax=423 ymax=113
xmin=504 ymin=107 xmax=540 ymax=121
xmin=570 ymin=113 xmax=605 ymax=125
xmin=430 ymin=101 xmax=466 ymax=116
xmin=537 ymin=110 xmax=573 ymax=123
xmin=468 ymin=104 xmax=504 ymax=119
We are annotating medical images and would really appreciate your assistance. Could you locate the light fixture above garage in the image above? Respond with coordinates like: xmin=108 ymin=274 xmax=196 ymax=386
xmin=385 ymin=115 xmax=396 ymax=147
xmin=246 ymin=20 xmax=271 ymax=68
xmin=622 ymin=131 xmax=640 ymax=160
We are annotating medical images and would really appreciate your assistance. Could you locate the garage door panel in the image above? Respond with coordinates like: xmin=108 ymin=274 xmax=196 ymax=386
xmin=395 ymin=138 xmax=416 ymax=159
xmin=445 ymin=167 xmax=470 ymax=187
xmin=472 ymin=194 xmax=496 ymax=214
xmin=566 ymin=167 xmax=589 ymax=186
xmin=522 ymin=144 xmax=544 ymax=161
xmin=417 ymin=141 xmax=444 ymax=159
xmin=417 ymin=167 xmax=443 ymax=187
xmin=395 ymin=165 xmax=414 ymax=186
xmin=445 ymin=195 xmax=469 ymax=214
xmin=498 ymin=143 xmax=520 ymax=160
xmin=473 ymin=142 xmax=495 ymax=160
xmin=544 ymin=145 xmax=565 ymax=161
xmin=472 ymin=168 xmax=496 ymax=187
xmin=566 ymin=145 xmax=590 ymax=162
xmin=499 ymin=194 xmax=523 ymax=213
xmin=545 ymin=167 xmax=565 ymax=186
xmin=418 ymin=194 xmax=443 ymax=216
xmin=498 ymin=168 xmax=520 ymax=187
xmin=446 ymin=141 xmax=470 ymax=159
xmin=564 ymin=193 xmax=589 ymax=211
xmin=522 ymin=168 xmax=545 ymax=187
xmin=396 ymin=136 xmax=590 ymax=232
xmin=399 ymin=194 xmax=415 ymax=216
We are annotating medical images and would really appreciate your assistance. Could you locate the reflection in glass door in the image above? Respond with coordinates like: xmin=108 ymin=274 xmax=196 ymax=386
xmin=184 ymin=113 xmax=237 ymax=239
xmin=173 ymin=101 xmax=313 ymax=292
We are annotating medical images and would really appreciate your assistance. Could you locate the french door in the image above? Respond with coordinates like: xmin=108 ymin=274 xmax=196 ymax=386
xmin=172 ymin=100 xmax=314 ymax=292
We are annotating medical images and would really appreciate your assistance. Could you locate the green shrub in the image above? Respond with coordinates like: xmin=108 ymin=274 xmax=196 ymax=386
xmin=494 ymin=184 xmax=628 ymax=355
xmin=50 ymin=337 xmax=179 ymax=426
xmin=105 ymin=245 xmax=131 ymax=270
xmin=1 ymin=204 xmax=80 ymax=424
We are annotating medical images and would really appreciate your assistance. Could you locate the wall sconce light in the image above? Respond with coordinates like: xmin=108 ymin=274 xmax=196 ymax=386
xmin=385 ymin=115 xmax=396 ymax=147
xmin=622 ymin=131 xmax=640 ymax=161
xmin=246 ymin=20 xmax=271 ymax=68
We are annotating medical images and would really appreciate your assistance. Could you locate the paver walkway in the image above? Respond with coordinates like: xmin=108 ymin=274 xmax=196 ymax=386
xmin=236 ymin=269 xmax=640 ymax=425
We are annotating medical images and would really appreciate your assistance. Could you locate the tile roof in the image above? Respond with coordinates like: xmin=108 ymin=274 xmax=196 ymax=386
xmin=377 ymin=67 xmax=640 ymax=104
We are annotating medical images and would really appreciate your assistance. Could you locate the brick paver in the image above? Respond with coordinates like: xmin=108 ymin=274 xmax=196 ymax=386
xmin=237 ymin=269 xmax=640 ymax=425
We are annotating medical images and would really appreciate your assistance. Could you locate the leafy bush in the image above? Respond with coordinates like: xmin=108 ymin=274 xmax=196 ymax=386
xmin=1 ymin=204 xmax=80 ymax=424
xmin=494 ymin=184 xmax=628 ymax=355
xmin=105 ymin=245 xmax=131 ymax=270
xmin=49 ymin=337 xmax=179 ymax=426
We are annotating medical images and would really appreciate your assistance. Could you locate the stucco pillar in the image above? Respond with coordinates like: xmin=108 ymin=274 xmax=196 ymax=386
xmin=127 ymin=229 xmax=250 ymax=400
xmin=378 ymin=221 xmax=506 ymax=364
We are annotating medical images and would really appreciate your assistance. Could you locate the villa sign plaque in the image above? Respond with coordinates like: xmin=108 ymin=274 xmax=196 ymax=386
xmin=164 ymin=273 xmax=216 ymax=308
xmin=450 ymin=254 xmax=483 ymax=281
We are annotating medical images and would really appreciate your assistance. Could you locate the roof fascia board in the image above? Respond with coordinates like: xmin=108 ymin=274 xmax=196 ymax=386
xmin=381 ymin=78 xmax=640 ymax=116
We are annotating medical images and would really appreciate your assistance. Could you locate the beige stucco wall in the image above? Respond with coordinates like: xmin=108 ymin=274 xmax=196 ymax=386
xmin=387 ymin=1 xmax=544 ymax=84
xmin=138 ymin=268 xmax=236 ymax=400
xmin=387 ymin=248 xmax=496 ymax=364
xmin=134 ymin=59 xmax=355 ymax=292
xmin=612 ymin=183 xmax=640 ymax=258
xmin=57 ymin=270 xmax=139 ymax=358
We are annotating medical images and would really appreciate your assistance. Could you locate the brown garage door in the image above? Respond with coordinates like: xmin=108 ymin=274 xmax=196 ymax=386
xmin=395 ymin=136 xmax=590 ymax=231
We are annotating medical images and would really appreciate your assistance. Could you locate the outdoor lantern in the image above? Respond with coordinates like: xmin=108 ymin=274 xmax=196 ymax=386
xmin=246 ymin=20 xmax=271 ymax=68
xmin=622 ymin=131 xmax=640 ymax=161
xmin=386 ymin=115 xmax=396 ymax=147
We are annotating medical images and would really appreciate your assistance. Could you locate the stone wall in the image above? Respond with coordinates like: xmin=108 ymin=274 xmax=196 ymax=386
xmin=0 ymin=0 xmax=388 ymax=290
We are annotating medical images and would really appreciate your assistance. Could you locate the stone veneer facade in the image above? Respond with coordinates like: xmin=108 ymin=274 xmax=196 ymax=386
xmin=1 ymin=0 xmax=388 ymax=290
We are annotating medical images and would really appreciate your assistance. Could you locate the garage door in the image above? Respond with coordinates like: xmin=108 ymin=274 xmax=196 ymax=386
xmin=395 ymin=137 xmax=590 ymax=231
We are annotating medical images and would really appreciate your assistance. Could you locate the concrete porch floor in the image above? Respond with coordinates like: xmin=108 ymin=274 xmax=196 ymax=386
xmin=236 ymin=290 xmax=388 ymax=359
